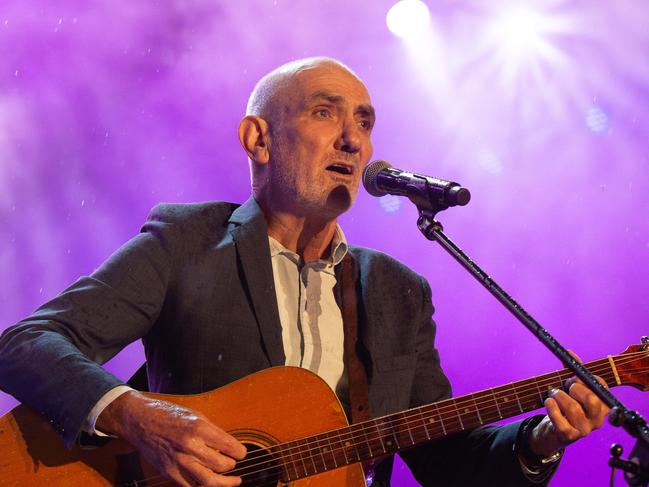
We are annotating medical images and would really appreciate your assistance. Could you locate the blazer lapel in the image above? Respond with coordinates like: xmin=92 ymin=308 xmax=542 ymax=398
xmin=229 ymin=197 xmax=285 ymax=366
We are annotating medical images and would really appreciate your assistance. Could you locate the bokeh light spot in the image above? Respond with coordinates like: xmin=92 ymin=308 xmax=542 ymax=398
xmin=386 ymin=0 xmax=431 ymax=40
xmin=585 ymin=106 xmax=609 ymax=133
xmin=379 ymin=194 xmax=401 ymax=213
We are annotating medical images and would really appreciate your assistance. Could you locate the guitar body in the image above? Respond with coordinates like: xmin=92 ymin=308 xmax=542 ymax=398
xmin=0 ymin=367 xmax=366 ymax=486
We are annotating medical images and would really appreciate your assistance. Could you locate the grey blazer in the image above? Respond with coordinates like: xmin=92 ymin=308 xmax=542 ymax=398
xmin=0 ymin=197 xmax=549 ymax=486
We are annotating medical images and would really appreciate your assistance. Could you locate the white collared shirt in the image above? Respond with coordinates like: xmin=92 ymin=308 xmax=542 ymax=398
xmin=268 ymin=225 xmax=349 ymax=410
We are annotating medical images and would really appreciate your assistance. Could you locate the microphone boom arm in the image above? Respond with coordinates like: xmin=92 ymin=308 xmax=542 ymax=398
xmin=415 ymin=204 xmax=649 ymax=467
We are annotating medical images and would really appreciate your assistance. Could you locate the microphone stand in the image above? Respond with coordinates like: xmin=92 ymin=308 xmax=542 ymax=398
xmin=414 ymin=200 xmax=649 ymax=486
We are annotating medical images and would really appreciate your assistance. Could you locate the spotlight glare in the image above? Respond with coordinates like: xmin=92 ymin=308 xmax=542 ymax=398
xmin=488 ymin=7 xmax=555 ymax=61
xmin=386 ymin=0 xmax=431 ymax=40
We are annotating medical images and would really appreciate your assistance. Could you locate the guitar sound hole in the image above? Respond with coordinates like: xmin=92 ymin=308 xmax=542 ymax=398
xmin=237 ymin=442 xmax=284 ymax=487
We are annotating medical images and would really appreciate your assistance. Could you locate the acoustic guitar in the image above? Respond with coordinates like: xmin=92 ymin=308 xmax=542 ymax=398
xmin=0 ymin=341 xmax=647 ymax=486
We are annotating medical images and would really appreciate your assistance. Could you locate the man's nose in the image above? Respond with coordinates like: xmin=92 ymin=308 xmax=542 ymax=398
xmin=334 ymin=120 xmax=362 ymax=154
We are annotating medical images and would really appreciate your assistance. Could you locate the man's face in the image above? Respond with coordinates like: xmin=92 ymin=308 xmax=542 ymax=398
xmin=267 ymin=64 xmax=375 ymax=219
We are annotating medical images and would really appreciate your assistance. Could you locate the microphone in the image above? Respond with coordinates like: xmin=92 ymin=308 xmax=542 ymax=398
xmin=362 ymin=160 xmax=471 ymax=209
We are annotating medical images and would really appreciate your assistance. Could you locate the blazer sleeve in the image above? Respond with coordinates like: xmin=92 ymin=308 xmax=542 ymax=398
xmin=398 ymin=276 xmax=558 ymax=486
xmin=0 ymin=213 xmax=176 ymax=447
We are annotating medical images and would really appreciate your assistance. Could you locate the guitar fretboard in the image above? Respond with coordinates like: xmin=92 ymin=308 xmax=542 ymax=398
xmin=272 ymin=356 xmax=617 ymax=482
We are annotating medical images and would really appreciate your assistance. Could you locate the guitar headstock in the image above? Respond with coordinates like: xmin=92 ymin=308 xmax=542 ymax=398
xmin=616 ymin=337 xmax=649 ymax=391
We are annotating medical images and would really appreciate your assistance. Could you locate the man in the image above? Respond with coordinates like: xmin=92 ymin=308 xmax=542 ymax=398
xmin=0 ymin=57 xmax=608 ymax=486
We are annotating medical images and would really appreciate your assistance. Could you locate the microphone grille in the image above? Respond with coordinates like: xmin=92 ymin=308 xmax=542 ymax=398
xmin=362 ymin=160 xmax=392 ymax=196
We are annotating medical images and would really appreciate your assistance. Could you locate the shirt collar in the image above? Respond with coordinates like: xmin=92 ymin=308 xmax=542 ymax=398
xmin=268 ymin=224 xmax=348 ymax=266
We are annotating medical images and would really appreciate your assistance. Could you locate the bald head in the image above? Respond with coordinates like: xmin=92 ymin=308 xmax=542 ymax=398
xmin=246 ymin=57 xmax=361 ymax=124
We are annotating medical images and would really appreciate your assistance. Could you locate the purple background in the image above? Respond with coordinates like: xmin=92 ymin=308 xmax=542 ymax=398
xmin=1 ymin=1 xmax=647 ymax=484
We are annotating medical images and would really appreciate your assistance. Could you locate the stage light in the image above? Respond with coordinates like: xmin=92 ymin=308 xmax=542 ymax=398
xmin=386 ymin=0 xmax=431 ymax=40
xmin=486 ymin=6 xmax=560 ymax=64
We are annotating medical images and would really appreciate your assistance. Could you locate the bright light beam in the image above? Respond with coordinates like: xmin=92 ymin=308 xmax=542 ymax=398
xmin=386 ymin=0 xmax=431 ymax=40
xmin=486 ymin=6 xmax=565 ymax=66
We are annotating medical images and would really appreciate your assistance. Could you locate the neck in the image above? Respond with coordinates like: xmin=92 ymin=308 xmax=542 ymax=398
xmin=258 ymin=199 xmax=338 ymax=263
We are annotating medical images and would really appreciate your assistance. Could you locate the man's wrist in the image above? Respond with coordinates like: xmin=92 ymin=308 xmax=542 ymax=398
xmin=516 ymin=416 xmax=563 ymax=478
xmin=95 ymin=389 xmax=145 ymax=438
xmin=85 ymin=385 xmax=134 ymax=437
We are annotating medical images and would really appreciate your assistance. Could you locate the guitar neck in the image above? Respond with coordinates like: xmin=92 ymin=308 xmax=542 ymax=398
xmin=274 ymin=355 xmax=620 ymax=481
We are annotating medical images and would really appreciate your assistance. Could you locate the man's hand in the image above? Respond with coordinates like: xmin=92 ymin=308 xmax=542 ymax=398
xmin=96 ymin=390 xmax=247 ymax=486
xmin=529 ymin=354 xmax=610 ymax=458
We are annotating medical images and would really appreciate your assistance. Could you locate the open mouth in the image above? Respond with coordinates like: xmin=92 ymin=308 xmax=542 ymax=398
xmin=326 ymin=163 xmax=354 ymax=175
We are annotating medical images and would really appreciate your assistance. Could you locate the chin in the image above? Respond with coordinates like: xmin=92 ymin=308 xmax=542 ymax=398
xmin=324 ymin=185 xmax=355 ymax=216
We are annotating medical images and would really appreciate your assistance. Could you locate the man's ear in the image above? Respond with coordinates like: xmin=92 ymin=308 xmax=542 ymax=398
xmin=238 ymin=115 xmax=270 ymax=164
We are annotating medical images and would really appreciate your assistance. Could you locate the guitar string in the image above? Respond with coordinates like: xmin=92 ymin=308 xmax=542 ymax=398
xmin=129 ymin=359 xmax=644 ymax=487
xmin=127 ymin=352 xmax=648 ymax=487
xmin=222 ymin=354 xmax=648 ymax=478
xmin=229 ymin=365 xmax=649 ymax=482
xmin=131 ymin=356 xmax=649 ymax=487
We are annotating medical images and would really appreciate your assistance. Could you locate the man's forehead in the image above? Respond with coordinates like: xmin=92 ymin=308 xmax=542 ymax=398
xmin=291 ymin=66 xmax=372 ymax=108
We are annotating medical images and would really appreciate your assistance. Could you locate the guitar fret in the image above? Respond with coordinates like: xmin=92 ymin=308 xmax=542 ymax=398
xmin=282 ymin=461 xmax=298 ymax=482
xmin=419 ymin=407 xmax=431 ymax=440
xmin=410 ymin=413 xmax=429 ymax=444
xmin=321 ymin=433 xmax=336 ymax=470
xmin=336 ymin=431 xmax=349 ymax=465
xmin=455 ymin=404 xmax=465 ymax=430
xmin=472 ymin=393 xmax=484 ymax=424
xmin=304 ymin=437 xmax=318 ymax=475
xmin=514 ymin=385 xmax=524 ymax=413
xmin=358 ymin=422 xmax=375 ymax=459
xmin=436 ymin=404 xmax=447 ymax=435
xmin=282 ymin=443 xmax=300 ymax=481
xmin=295 ymin=438 xmax=310 ymax=477
xmin=327 ymin=433 xmax=338 ymax=468
xmin=471 ymin=391 xmax=493 ymax=425
xmin=373 ymin=420 xmax=387 ymax=454
xmin=345 ymin=430 xmax=362 ymax=463
xmin=535 ymin=381 xmax=544 ymax=405
xmin=403 ymin=411 xmax=416 ymax=445
xmin=491 ymin=388 xmax=503 ymax=418
xmin=311 ymin=434 xmax=326 ymax=471
xmin=391 ymin=413 xmax=413 ymax=451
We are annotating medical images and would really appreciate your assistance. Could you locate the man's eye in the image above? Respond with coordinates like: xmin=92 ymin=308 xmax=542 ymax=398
xmin=358 ymin=119 xmax=372 ymax=130
xmin=314 ymin=109 xmax=331 ymax=118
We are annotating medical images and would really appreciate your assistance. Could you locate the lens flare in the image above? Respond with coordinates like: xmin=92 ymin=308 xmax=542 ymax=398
xmin=490 ymin=7 xmax=553 ymax=60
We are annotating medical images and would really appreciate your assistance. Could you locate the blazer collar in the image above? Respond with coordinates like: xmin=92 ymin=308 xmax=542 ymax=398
xmin=228 ymin=196 xmax=285 ymax=366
